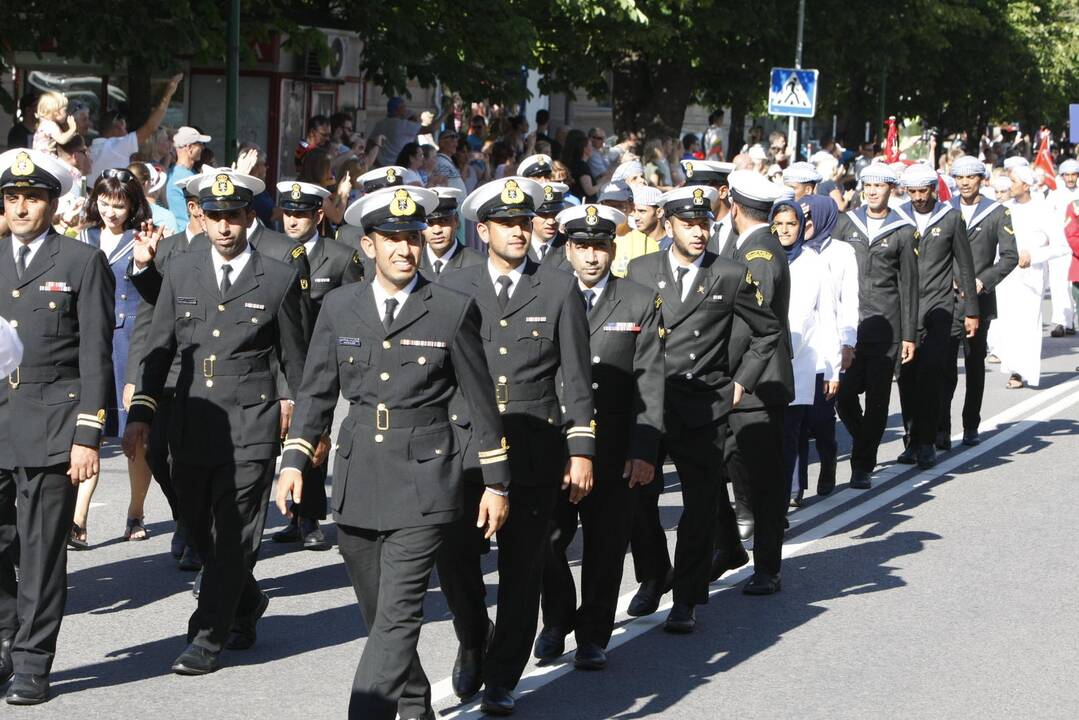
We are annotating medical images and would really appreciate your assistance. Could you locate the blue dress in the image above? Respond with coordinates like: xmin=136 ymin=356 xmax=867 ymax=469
xmin=80 ymin=227 xmax=139 ymax=437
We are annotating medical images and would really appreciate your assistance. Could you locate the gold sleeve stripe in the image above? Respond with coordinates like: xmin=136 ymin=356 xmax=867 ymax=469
xmin=283 ymin=437 xmax=315 ymax=454
xmin=77 ymin=413 xmax=104 ymax=424
xmin=479 ymin=454 xmax=508 ymax=465
xmin=131 ymin=394 xmax=158 ymax=409
xmin=76 ymin=419 xmax=104 ymax=429
xmin=477 ymin=447 xmax=509 ymax=458
xmin=282 ymin=443 xmax=314 ymax=459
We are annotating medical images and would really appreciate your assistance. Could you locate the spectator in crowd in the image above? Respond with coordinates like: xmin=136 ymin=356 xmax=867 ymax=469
xmin=465 ymin=114 xmax=487 ymax=152
xmin=489 ymin=140 xmax=516 ymax=180
xmin=299 ymin=146 xmax=350 ymax=229
xmin=642 ymin=139 xmax=669 ymax=189
xmin=562 ymin=129 xmax=604 ymax=202
xmin=395 ymin=141 xmax=426 ymax=175
xmin=748 ymin=144 xmax=769 ymax=173
xmin=550 ymin=160 xmax=580 ymax=205
xmin=417 ymin=111 xmax=438 ymax=147
xmin=535 ymin=108 xmax=561 ymax=159
xmin=681 ymin=133 xmax=700 ymax=161
xmin=768 ymin=131 xmax=791 ymax=168
xmin=588 ymin=127 xmax=612 ymax=177
xmin=419 ymin=144 xmax=440 ymax=185
xmin=452 ymin=140 xmax=480 ymax=193
xmin=612 ymin=183 xmax=664 ymax=276
xmin=741 ymin=125 xmax=765 ymax=154
xmin=330 ymin=111 xmax=355 ymax=153
xmin=32 ymin=92 xmax=79 ymax=156
xmin=71 ymin=101 xmax=92 ymax=138
xmin=704 ymin=110 xmax=726 ymax=160
xmin=368 ymin=95 xmax=452 ymax=167
xmin=503 ymin=115 xmax=529 ymax=161
xmin=6 ymin=93 xmax=38 ymax=149
xmin=435 ymin=130 xmax=467 ymax=192
xmin=165 ymin=126 xmax=210 ymax=228
xmin=53 ymin=134 xmax=91 ymax=229
xmin=72 ymin=168 xmax=154 ymax=547
xmin=90 ymin=73 xmax=182 ymax=183
xmin=128 ymin=162 xmax=177 ymax=236
xmin=295 ymin=114 xmax=331 ymax=172
xmin=138 ymin=127 xmax=173 ymax=168
xmin=236 ymin=142 xmax=275 ymax=227
xmin=196 ymin=146 xmax=215 ymax=173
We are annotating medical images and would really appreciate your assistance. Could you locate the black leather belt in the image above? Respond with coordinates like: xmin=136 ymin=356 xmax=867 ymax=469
xmin=9 ymin=365 xmax=79 ymax=388
xmin=494 ymin=378 xmax=556 ymax=404
xmin=352 ymin=404 xmax=449 ymax=430
xmin=201 ymin=356 xmax=271 ymax=378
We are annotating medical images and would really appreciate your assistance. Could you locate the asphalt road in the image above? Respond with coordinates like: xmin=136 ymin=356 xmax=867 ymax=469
xmin=17 ymin=309 xmax=1079 ymax=719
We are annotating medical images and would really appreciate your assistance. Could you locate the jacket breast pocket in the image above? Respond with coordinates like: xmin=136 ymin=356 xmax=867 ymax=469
xmin=32 ymin=294 xmax=73 ymax=337
xmin=402 ymin=346 xmax=448 ymax=384
xmin=409 ymin=425 xmax=459 ymax=514
xmin=516 ymin=321 xmax=555 ymax=365
xmin=175 ymin=305 xmax=205 ymax=345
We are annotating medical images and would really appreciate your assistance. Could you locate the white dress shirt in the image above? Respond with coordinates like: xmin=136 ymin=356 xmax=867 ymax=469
xmin=667 ymin=248 xmax=704 ymax=301
xmin=426 ymin=241 xmax=458 ymax=269
xmin=530 ymin=237 xmax=554 ymax=260
xmin=211 ymin=242 xmax=253 ymax=289
xmin=11 ymin=232 xmax=48 ymax=270
xmin=577 ymin=272 xmax=610 ymax=305
xmin=487 ymin=258 xmax=525 ymax=299
xmin=371 ymin=275 xmax=418 ymax=322
xmin=303 ymin=233 xmax=319 ymax=257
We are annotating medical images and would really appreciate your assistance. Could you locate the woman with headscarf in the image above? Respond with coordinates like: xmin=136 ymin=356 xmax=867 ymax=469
xmin=798 ymin=195 xmax=860 ymax=496
xmin=770 ymin=199 xmax=841 ymax=506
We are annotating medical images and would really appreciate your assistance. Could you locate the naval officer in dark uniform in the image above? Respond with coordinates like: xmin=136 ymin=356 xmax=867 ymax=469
xmin=0 ymin=148 xmax=115 ymax=705
xmin=893 ymin=163 xmax=978 ymax=468
xmin=833 ymin=163 xmax=919 ymax=489
xmin=626 ymin=185 xmax=782 ymax=631
xmin=528 ymin=181 xmax=571 ymax=268
xmin=271 ymin=180 xmax=364 ymax=551
xmin=537 ymin=203 xmax=664 ymax=671
xmin=335 ymin=166 xmax=409 ymax=253
xmin=438 ymin=176 xmax=596 ymax=716
xmin=275 ymin=185 xmax=509 ymax=720
xmin=939 ymin=156 xmax=1018 ymax=445
xmin=681 ymin=159 xmax=736 ymax=254
xmin=123 ymin=169 xmax=309 ymax=676
xmin=419 ymin=187 xmax=483 ymax=280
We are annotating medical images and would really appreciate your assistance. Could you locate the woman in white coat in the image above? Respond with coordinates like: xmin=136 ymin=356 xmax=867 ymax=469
xmin=769 ymin=200 xmax=842 ymax=505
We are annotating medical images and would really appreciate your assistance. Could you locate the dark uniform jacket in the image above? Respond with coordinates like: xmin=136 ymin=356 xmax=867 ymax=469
xmin=419 ymin=241 xmax=484 ymax=280
xmin=949 ymin=197 xmax=1018 ymax=327
xmin=335 ymin=224 xmax=377 ymax=283
xmin=582 ymin=275 xmax=665 ymax=469
xmin=442 ymin=259 xmax=596 ymax=481
xmin=895 ymin=201 xmax=979 ymax=327
xmin=528 ymin=235 xmax=570 ymax=270
xmin=833 ymin=207 xmax=920 ymax=347
xmin=627 ymin=250 xmax=782 ymax=430
xmin=128 ymin=248 xmax=309 ymax=465
xmin=0 ymin=233 xmax=115 ymax=467
xmin=305 ymin=235 xmax=365 ymax=306
xmin=721 ymin=225 xmax=795 ymax=409
xmin=281 ymin=277 xmax=510 ymax=530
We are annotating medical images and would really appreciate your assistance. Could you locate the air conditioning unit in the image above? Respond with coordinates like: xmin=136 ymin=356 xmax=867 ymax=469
xmin=305 ymin=33 xmax=349 ymax=81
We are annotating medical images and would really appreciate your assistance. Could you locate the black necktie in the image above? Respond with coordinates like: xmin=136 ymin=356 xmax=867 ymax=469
xmin=674 ymin=266 xmax=690 ymax=300
xmin=15 ymin=245 xmax=30 ymax=280
xmin=383 ymin=297 xmax=398 ymax=329
xmin=496 ymin=275 xmax=512 ymax=310
xmin=582 ymin=288 xmax=596 ymax=312
xmin=433 ymin=259 xmax=443 ymax=276
xmin=220 ymin=263 xmax=232 ymax=297
xmin=539 ymin=244 xmax=549 ymax=260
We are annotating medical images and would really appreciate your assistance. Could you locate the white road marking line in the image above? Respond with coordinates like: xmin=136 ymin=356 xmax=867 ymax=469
xmin=432 ymin=382 xmax=1079 ymax=717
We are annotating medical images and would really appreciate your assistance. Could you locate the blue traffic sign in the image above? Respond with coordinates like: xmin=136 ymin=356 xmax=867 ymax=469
xmin=769 ymin=68 xmax=819 ymax=118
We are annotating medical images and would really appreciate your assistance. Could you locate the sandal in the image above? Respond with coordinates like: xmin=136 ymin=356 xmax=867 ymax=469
xmin=1006 ymin=374 xmax=1025 ymax=390
xmin=68 ymin=523 xmax=89 ymax=551
xmin=124 ymin=517 xmax=149 ymax=541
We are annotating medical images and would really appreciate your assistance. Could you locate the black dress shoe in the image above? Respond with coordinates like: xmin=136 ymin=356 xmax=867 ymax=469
xmin=789 ymin=489 xmax=804 ymax=508
xmin=573 ymin=641 xmax=607 ymax=671
xmin=301 ymin=519 xmax=330 ymax=550
xmin=1050 ymin=324 xmax=1065 ymax=338
xmin=935 ymin=430 xmax=952 ymax=451
xmin=663 ymin=602 xmax=695 ymax=633
xmin=0 ymin=636 xmax=12 ymax=687
xmin=916 ymin=445 xmax=937 ymax=469
xmin=710 ymin=545 xmax=749 ymax=581
xmin=962 ymin=429 xmax=980 ymax=446
xmin=626 ymin=569 xmax=672 ymax=617
xmin=178 ymin=545 xmax=202 ymax=571
xmin=896 ymin=444 xmax=917 ymax=464
xmin=850 ymin=470 xmax=872 ymax=490
xmin=742 ymin=573 xmax=781 ymax=595
xmin=227 ymin=592 xmax=269 ymax=650
xmin=5 ymin=673 xmax=49 ymax=705
xmin=171 ymin=643 xmax=221 ymax=675
xmin=171 ymin=526 xmax=187 ymax=559
xmin=452 ymin=619 xmax=493 ymax=700
xmin=532 ymin=625 xmax=567 ymax=661
xmin=480 ymin=686 xmax=516 ymax=716
xmin=272 ymin=516 xmax=301 ymax=543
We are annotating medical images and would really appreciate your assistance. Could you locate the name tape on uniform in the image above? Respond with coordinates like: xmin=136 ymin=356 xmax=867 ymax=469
xmin=337 ymin=337 xmax=363 ymax=346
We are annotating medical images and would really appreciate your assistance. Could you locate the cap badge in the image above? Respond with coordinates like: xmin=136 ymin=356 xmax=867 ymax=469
xmin=501 ymin=180 xmax=524 ymax=205
xmin=389 ymin=188 xmax=417 ymax=217
xmin=212 ymin=174 xmax=236 ymax=198
xmin=684 ymin=162 xmax=694 ymax=178
xmin=290 ymin=183 xmax=302 ymax=200
xmin=543 ymin=185 xmax=555 ymax=202
xmin=11 ymin=152 xmax=34 ymax=177
xmin=585 ymin=206 xmax=599 ymax=226
xmin=692 ymin=188 xmax=705 ymax=206
xmin=385 ymin=168 xmax=398 ymax=184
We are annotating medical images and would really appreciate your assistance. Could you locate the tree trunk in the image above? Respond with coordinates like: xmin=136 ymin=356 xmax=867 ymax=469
xmin=610 ymin=53 xmax=694 ymax=140
xmin=126 ymin=59 xmax=153 ymax=130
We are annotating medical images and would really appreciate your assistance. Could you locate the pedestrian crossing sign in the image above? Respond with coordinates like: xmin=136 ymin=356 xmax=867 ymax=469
xmin=769 ymin=68 xmax=819 ymax=118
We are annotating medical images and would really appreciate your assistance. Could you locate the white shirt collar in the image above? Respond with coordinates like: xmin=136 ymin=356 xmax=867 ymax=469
xmin=487 ymin=258 xmax=526 ymax=298
xmin=247 ymin=218 xmax=262 ymax=235
xmin=735 ymin=222 xmax=769 ymax=250
xmin=530 ymin=236 xmax=554 ymax=258
xmin=210 ymin=241 xmax=253 ymax=286
xmin=577 ymin=272 xmax=610 ymax=303
xmin=11 ymin=231 xmax=49 ymax=268
xmin=185 ymin=225 xmax=199 ymax=243
xmin=667 ymin=248 xmax=704 ymax=301
xmin=370 ymin=274 xmax=419 ymax=323
xmin=426 ymin=240 xmax=458 ymax=268
xmin=302 ymin=232 xmax=319 ymax=256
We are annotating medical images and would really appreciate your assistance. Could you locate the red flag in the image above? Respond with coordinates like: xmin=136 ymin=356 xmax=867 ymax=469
xmin=883 ymin=116 xmax=899 ymax=163
xmin=1034 ymin=128 xmax=1057 ymax=190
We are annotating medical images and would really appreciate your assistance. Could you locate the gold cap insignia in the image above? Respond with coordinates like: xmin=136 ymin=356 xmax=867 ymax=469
xmin=11 ymin=151 xmax=35 ymax=177
xmin=500 ymin=179 xmax=524 ymax=205
xmin=385 ymin=168 xmax=398 ymax=184
xmin=585 ymin=206 xmax=599 ymax=226
xmin=389 ymin=188 xmax=417 ymax=217
xmin=290 ymin=183 xmax=302 ymax=200
xmin=684 ymin=161 xmax=694 ymax=178
xmin=692 ymin=188 xmax=705 ymax=206
xmin=544 ymin=185 xmax=555 ymax=202
xmin=212 ymin=173 xmax=236 ymax=197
